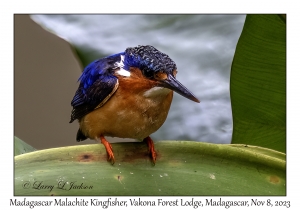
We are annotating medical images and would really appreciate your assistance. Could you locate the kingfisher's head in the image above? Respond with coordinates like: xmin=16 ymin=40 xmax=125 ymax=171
xmin=117 ymin=45 xmax=200 ymax=103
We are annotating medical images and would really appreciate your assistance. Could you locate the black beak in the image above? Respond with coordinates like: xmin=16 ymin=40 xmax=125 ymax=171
xmin=159 ymin=74 xmax=200 ymax=103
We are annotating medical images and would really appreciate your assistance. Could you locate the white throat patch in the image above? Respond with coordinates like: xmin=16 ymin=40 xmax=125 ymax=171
xmin=143 ymin=87 xmax=171 ymax=98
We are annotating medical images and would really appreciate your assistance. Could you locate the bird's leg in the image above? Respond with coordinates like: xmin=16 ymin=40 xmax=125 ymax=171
xmin=143 ymin=136 xmax=157 ymax=164
xmin=96 ymin=135 xmax=115 ymax=165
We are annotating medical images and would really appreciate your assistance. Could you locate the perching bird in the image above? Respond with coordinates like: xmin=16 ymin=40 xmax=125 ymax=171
xmin=70 ymin=45 xmax=200 ymax=164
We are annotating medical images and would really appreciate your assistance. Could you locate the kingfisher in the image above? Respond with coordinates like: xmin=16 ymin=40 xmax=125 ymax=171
xmin=70 ymin=45 xmax=199 ymax=165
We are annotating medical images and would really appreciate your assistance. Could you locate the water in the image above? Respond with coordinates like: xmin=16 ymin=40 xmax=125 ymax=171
xmin=32 ymin=14 xmax=246 ymax=144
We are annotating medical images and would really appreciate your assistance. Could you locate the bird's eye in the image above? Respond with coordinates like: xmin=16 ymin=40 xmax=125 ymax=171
xmin=143 ymin=69 xmax=154 ymax=79
xmin=173 ymin=70 xmax=178 ymax=78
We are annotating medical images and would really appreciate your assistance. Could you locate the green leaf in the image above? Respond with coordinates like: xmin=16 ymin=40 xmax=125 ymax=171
xmin=15 ymin=141 xmax=285 ymax=195
xmin=14 ymin=136 xmax=36 ymax=156
xmin=230 ymin=15 xmax=286 ymax=152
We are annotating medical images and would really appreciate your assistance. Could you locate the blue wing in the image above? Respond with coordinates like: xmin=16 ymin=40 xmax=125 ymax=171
xmin=69 ymin=52 xmax=124 ymax=123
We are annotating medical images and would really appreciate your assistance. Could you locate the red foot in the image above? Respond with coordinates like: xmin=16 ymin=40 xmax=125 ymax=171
xmin=143 ymin=136 xmax=157 ymax=164
xmin=97 ymin=135 xmax=115 ymax=165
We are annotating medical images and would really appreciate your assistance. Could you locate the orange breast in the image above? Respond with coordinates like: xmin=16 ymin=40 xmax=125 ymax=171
xmin=79 ymin=67 xmax=173 ymax=141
